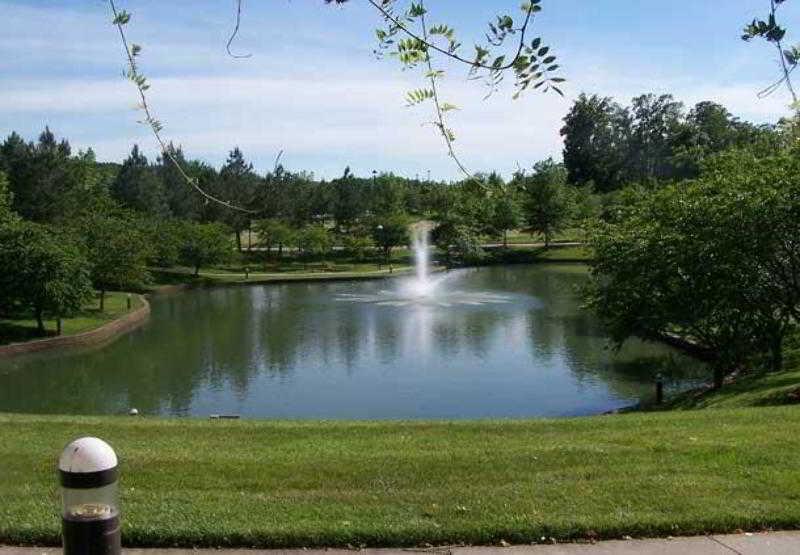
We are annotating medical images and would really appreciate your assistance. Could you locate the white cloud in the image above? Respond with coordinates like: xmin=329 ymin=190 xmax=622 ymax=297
xmin=0 ymin=1 xmax=794 ymax=180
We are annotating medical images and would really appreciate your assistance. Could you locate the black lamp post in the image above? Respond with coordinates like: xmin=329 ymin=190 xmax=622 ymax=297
xmin=59 ymin=437 xmax=121 ymax=555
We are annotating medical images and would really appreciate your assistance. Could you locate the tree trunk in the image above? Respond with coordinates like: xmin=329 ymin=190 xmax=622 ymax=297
xmin=771 ymin=335 xmax=784 ymax=372
xmin=247 ymin=224 xmax=252 ymax=252
xmin=503 ymin=229 xmax=508 ymax=249
xmin=99 ymin=289 xmax=106 ymax=312
xmin=56 ymin=317 xmax=62 ymax=336
xmin=194 ymin=265 xmax=201 ymax=277
xmin=235 ymin=230 xmax=242 ymax=252
xmin=713 ymin=367 xmax=725 ymax=390
xmin=35 ymin=307 xmax=45 ymax=336
xmin=278 ymin=244 xmax=283 ymax=258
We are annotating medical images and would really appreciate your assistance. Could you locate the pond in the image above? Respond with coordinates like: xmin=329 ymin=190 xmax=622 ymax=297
xmin=0 ymin=265 xmax=705 ymax=419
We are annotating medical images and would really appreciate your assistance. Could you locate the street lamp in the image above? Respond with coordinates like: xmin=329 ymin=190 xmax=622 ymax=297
xmin=376 ymin=224 xmax=384 ymax=271
xmin=59 ymin=437 xmax=121 ymax=555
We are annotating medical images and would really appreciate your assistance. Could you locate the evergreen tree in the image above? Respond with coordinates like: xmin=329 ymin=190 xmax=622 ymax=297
xmin=218 ymin=147 xmax=259 ymax=251
xmin=112 ymin=145 xmax=169 ymax=217
xmin=158 ymin=144 xmax=202 ymax=220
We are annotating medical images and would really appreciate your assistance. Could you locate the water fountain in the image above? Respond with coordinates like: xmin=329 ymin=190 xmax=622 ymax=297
xmin=336 ymin=224 xmax=513 ymax=307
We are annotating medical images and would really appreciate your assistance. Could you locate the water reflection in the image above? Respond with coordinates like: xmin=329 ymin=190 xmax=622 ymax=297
xmin=0 ymin=265 xmax=705 ymax=418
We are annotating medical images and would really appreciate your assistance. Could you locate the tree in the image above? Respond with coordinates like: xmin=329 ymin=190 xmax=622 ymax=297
xmin=331 ymin=167 xmax=367 ymax=231
xmin=158 ymin=144 xmax=203 ymax=220
xmin=112 ymin=145 xmax=169 ymax=217
xmin=626 ymin=93 xmax=685 ymax=182
xmin=520 ymin=158 xmax=572 ymax=246
xmin=253 ymin=219 xmax=294 ymax=258
xmin=370 ymin=214 xmax=409 ymax=262
xmin=342 ymin=233 xmax=374 ymax=262
xmin=431 ymin=217 xmax=483 ymax=267
xmin=143 ymin=218 xmax=184 ymax=268
xmin=0 ymin=171 xmax=14 ymax=225
xmin=0 ymin=128 xmax=97 ymax=222
xmin=179 ymin=222 xmax=232 ymax=276
xmin=0 ymin=221 xmax=92 ymax=335
xmin=490 ymin=190 xmax=522 ymax=248
xmin=561 ymin=94 xmax=630 ymax=192
xmin=587 ymin=150 xmax=800 ymax=388
xmin=297 ymin=225 xmax=332 ymax=259
xmin=218 ymin=147 xmax=259 ymax=251
xmin=81 ymin=213 xmax=151 ymax=311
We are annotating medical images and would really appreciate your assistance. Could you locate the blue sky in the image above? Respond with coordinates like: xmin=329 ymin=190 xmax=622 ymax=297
xmin=1 ymin=0 xmax=797 ymax=180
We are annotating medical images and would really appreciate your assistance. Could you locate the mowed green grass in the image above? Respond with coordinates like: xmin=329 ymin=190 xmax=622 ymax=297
xmin=0 ymin=292 xmax=142 ymax=345
xmin=2 ymin=409 xmax=799 ymax=548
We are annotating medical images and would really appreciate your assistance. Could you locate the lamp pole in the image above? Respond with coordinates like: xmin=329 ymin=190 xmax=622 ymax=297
xmin=59 ymin=437 xmax=121 ymax=555
xmin=376 ymin=224 xmax=384 ymax=271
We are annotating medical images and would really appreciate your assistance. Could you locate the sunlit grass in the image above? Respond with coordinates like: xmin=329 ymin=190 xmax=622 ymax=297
xmin=2 ymin=408 xmax=800 ymax=547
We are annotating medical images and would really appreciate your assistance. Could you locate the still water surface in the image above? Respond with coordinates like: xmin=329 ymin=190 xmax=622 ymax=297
xmin=0 ymin=265 xmax=704 ymax=418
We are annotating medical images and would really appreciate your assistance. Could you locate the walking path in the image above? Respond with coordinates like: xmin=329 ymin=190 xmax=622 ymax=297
xmin=3 ymin=531 xmax=798 ymax=554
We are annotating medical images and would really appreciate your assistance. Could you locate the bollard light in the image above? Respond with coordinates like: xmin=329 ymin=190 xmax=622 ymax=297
xmin=655 ymin=373 xmax=664 ymax=404
xmin=58 ymin=437 xmax=121 ymax=555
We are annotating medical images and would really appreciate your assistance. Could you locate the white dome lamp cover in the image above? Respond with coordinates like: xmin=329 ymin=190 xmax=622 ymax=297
xmin=58 ymin=437 xmax=119 ymax=489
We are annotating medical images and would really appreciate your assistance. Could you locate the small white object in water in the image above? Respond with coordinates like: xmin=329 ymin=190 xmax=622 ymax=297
xmin=128 ymin=408 xmax=139 ymax=416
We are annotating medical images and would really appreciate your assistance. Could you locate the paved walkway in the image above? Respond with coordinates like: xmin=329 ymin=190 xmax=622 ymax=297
xmin=2 ymin=532 xmax=799 ymax=554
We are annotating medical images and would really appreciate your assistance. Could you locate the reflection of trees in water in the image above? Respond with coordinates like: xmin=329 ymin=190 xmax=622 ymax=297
xmin=0 ymin=266 xmax=704 ymax=415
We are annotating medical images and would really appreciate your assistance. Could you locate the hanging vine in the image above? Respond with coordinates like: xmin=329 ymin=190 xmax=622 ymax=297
xmin=108 ymin=0 xmax=564 ymax=210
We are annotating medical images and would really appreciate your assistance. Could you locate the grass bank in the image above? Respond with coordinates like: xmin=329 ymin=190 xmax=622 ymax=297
xmin=0 ymin=292 xmax=142 ymax=346
xmin=641 ymin=335 xmax=800 ymax=411
xmin=2 ymin=408 xmax=799 ymax=548
xmin=660 ymin=369 xmax=800 ymax=410
xmin=151 ymin=244 xmax=591 ymax=288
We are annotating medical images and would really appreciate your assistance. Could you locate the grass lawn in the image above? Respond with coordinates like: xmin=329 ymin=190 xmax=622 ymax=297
xmin=502 ymin=228 xmax=586 ymax=245
xmin=0 ymin=292 xmax=142 ymax=346
xmin=484 ymin=245 xmax=593 ymax=265
xmin=660 ymin=369 xmax=800 ymax=410
xmin=2 ymin=408 xmax=800 ymax=548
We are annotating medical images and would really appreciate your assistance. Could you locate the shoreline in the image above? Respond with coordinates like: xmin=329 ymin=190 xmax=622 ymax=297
xmin=0 ymin=295 xmax=150 ymax=358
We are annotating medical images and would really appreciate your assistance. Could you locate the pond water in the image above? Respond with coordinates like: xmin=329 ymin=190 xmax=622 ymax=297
xmin=0 ymin=265 xmax=704 ymax=419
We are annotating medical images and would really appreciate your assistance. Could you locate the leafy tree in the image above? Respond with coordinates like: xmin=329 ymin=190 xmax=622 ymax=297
xmin=0 ymin=171 xmax=15 ymax=225
xmin=626 ymin=93 xmax=685 ymax=182
xmin=370 ymin=213 xmax=409 ymax=262
xmin=371 ymin=173 xmax=407 ymax=217
xmin=297 ymin=225 xmax=332 ymax=259
xmin=331 ymin=167 xmax=367 ymax=231
xmin=520 ymin=158 xmax=572 ymax=246
xmin=253 ymin=219 xmax=295 ymax=258
xmin=431 ymin=218 xmax=483 ymax=267
xmin=111 ymin=145 xmax=169 ymax=217
xmin=490 ymin=190 xmax=522 ymax=248
xmin=561 ymin=94 xmax=630 ymax=192
xmin=179 ymin=222 xmax=232 ymax=276
xmin=143 ymin=218 xmax=184 ymax=268
xmin=80 ymin=213 xmax=151 ymax=311
xmin=342 ymin=233 xmax=374 ymax=262
xmin=587 ymin=150 xmax=800 ymax=388
xmin=0 ymin=221 xmax=92 ymax=334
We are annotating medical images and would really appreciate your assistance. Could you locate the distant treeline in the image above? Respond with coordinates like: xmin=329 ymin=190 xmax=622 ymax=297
xmin=0 ymin=91 xmax=792 ymax=342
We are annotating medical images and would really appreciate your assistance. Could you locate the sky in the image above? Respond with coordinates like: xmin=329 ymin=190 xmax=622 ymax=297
xmin=1 ymin=0 xmax=798 ymax=180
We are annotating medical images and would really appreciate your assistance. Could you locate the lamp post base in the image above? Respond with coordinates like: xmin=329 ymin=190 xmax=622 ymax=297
xmin=62 ymin=514 xmax=121 ymax=555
